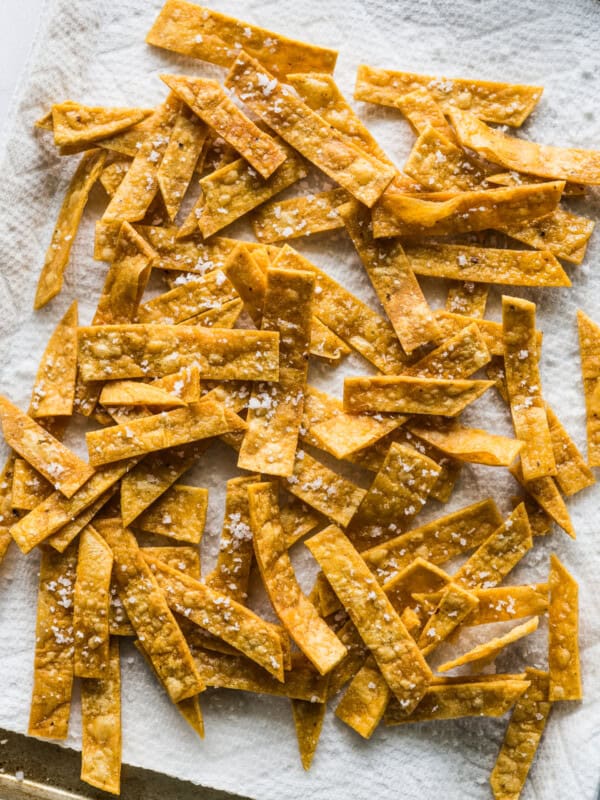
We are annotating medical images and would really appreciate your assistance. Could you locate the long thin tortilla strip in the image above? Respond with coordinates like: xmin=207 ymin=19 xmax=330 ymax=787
xmin=335 ymin=655 xmax=391 ymax=739
xmin=548 ymin=555 xmax=581 ymax=701
xmin=577 ymin=309 xmax=600 ymax=466
xmin=142 ymin=546 xmax=201 ymax=579
xmin=488 ymin=170 xmax=586 ymax=196
xmin=137 ymin=269 xmax=237 ymax=325
xmin=401 ymin=323 xmax=491 ymax=381
xmin=343 ymin=376 xmax=493 ymax=415
xmin=404 ymin=125 xmax=489 ymax=191
xmin=252 ymin=188 xmax=349 ymax=243
xmin=446 ymin=282 xmax=489 ymax=317
xmin=48 ymin=488 xmax=117 ymax=553
xmin=463 ymin=584 xmax=549 ymax=627
xmin=100 ymin=382 xmax=187 ymax=410
xmin=438 ymin=616 xmax=539 ymax=673
xmin=291 ymin=697 xmax=326 ymax=769
xmin=52 ymin=102 xmax=151 ymax=147
xmin=34 ymin=149 xmax=106 ymax=309
xmin=510 ymin=462 xmax=575 ymax=539
xmin=418 ymin=583 xmax=479 ymax=656
xmin=407 ymin=422 xmax=522 ymax=467
xmin=499 ymin=207 xmax=594 ymax=266
xmin=11 ymin=458 xmax=53 ymax=510
xmin=546 ymin=405 xmax=595 ymax=496
xmin=394 ymin=87 xmax=457 ymax=141
xmin=135 ymin=485 xmax=208 ymax=544
xmin=30 ymin=301 xmax=79 ymax=417
xmin=354 ymin=65 xmax=542 ymax=126
xmin=226 ymin=52 xmax=395 ymax=207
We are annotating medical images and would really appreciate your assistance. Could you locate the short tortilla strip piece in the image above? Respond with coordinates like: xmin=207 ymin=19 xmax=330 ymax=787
xmin=403 ymin=324 xmax=491 ymax=381
xmin=335 ymin=655 xmax=391 ymax=739
xmin=503 ymin=295 xmax=555 ymax=481
xmin=453 ymin=503 xmax=533 ymax=590
xmin=248 ymin=483 xmax=346 ymax=675
xmin=437 ymin=616 xmax=539 ymax=673
xmin=407 ymin=422 xmax=522 ymax=467
xmin=52 ymin=102 xmax=151 ymax=147
xmin=80 ymin=639 xmax=121 ymax=796
xmin=548 ymin=555 xmax=581 ymax=701
xmin=362 ymin=498 xmax=503 ymax=584
xmin=0 ymin=396 xmax=93 ymax=498
xmin=306 ymin=525 xmax=432 ymax=712
xmin=226 ymin=53 xmax=395 ymax=207
xmin=30 ymin=301 xmax=78 ymax=417
xmin=343 ymin=376 xmax=493 ymax=416
xmin=546 ymin=405 xmax=594 ymax=496
xmin=11 ymin=458 xmax=53 ymax=510
xmin=385 ymin=679 xmax=531 ymax=725
xmin=511 ymin=495 xmax=553 ymax=538
xmin=446 ymin=283 xmax=489 ymax=318
xmin=188 ymin=298 xmax=244 ymax=329
xmin=135 ymin=485 xmax=208 ymax=545
xmin=146 ymin=0 xmax=337 ymax=78
xmin=0 ymin=456 xmax=16 ymax=563
xmin=77 ymin=324 xmax=280 ymax=382
xmin=404 ymin=125 xmax=489 ymax=191
xmin=48 ymin=488 xmax=117 ymax=554
xmin=94 ymin=115 xmax=156 ymax=157
xmin=405 ymin=242 xmax=570 ymax=288
xmin=461 ymin=584 xmax=549 ymax=627
xmin=394 ymin=88 xmax=457 ymax=141
xmin=354 ymin=65 xmax=542 ymax=126
xmin=96 ymin=519 xmax=203 ymax=702
xmin=291 ymin=698 xmax=326 ymax=769
xmin=577 ymin=309 xmax=600 ymax=466
xmin=137 ymin=269 xmax=237 ymax=325
xmin=382 ymin=558 xmax=451 ymax=625
xmin=510 ymin=462 xmax=575 ymax=539
xmin=280 ymin=497 xmax=320 ymax=548
xmin=340 ymin=200 xmax=441 ymax=353
xmin=34 ymin=149 xmax=106 ymax=309
xmin=174 ymin=695 xmax=204 ymax=739
xmin=100 ymin=156 xmax=130 ymax=197
xmin=94 ymin=220 xmax=123 ymax=263
xmin=28 ymin=544 xmax=77 ymax=739
xmin=141 ymin=546 xmax=201 ymax=580
xmin=451 ymin=108 xmax=600 ymax=184
xmin=145 ymin=553 xmax=285 ymax=680
xmin=418 ymin=584 xmax=480 ymax=656
xmin=100 ymin=381 xmax=187 ymax=410
xmin=326 ymin=620 xmax=369 ymax=700
xmin=73 ymin=526 xmax=113 ymax=678
xmin=500 ymin=207 xmax=594 ymax=266
xmin=435 ymin=311 xmax=540 ymax=359
xmin=252 ymin=188 xmax=349 ymax=243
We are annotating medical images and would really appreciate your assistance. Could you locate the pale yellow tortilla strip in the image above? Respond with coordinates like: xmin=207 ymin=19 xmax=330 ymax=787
xmin=291 ymin=697 xmax=326 ymax=769
xmin=134 ymin=484 xmax=208 ymax=544
xmin=11 ymin=458 xmax=53 ymax=510
xmin=510 ymin=462 xmax=575 ymax=539
xmin=335 ymin=655 xmax=391 ymax=739
xmin=446 ymin=282 xmax=489 ymax=318
xmin=137 ymin=268 xmax=237 ymax=325
xmin=438 ymin=616 xmax=539 ymax=673
xmin=418 ymin=584 xmax=480 ymax=656
xmin=29 ymin=301 xmax=78 ymax=417
xmin=252 ymin=188 xmax=349 ymax=243
xmin=94 ymin=115 xmax=157 ymax=157
xmin=51 ymin=101 xmax=152 ymax=147
xmin=404 ymin=125 xmax=489 ymax=191
xmin=187 ymin=298 xmax=244 ymax=329
xmin=100 ymin=381 xmax=187 ymax=409
xmin=100 ymin=155 xmax=130 ymax=197
xmin=500 ymin=207 xmax=594 ymax=266
xmin=407 ymin=422 xmax=523 ymax=467
xmin=354 ymin=65 xmax=542 ymax=126
xmin=577 ymin=309 xmax=600 ymax=465
xmin=226 ymin=52 xmax=395 ymax=207
xmin=548 ymin=555 xmax=581 ymax=701
xmin=394 ymin=87 xmax=457 ymax=141
xmin=546 ymin=405 xmax=595 ymax=496
xmin=34 ymin=149 xmax=106 ymax=309
xmin=0 ymin=456 xmax=16 ymax=563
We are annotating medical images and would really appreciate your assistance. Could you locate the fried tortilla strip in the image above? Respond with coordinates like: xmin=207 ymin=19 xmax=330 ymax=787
xmin=80 ymin=639 xmax=121 ymax=796
xmin=451 ymin=108 xmax=600 ymax=184
xmin=326 ymin=620 xmax=369 ymax=699
xmin=418 ymin=584 xmax=479 ymax=656
xmin=453 ymin=503 xmax=533 ymax=590
xmin=335 ymin=655 xmax=390 ymax=739
xmin=383 ymin=558 xmax=450 ymax=625
xmin=252 ymin=188 xmax=348 ymax=243
xmin=405 ymin=242 xmax=570 ymax=288
xmin=137 ymin=269 xmax=237 ymax=325
xmin=248 ymin=483 xmax=346 ymax=675
xmin=145 ymin=553 xmax=285 ymax=680
xmin=100 ymin=156 xmax=130 ymax=197
xmin=73 ymin=526 xmax=113 ymax=679
xmin=142 ymin=546 xmax=200 ymax=579
xmin=291 ymin=697 xmax=326 ymax=769
xmin=94 ymin=115 xmax=156 ymax=157
xmin=461 ymin=584 xmax=549 ymax=627
xmin=226 ymin=53 xmax=394 ymax=207
xmin=385 ymin=678 xmax=531 ymax=725
xmin=0 ymin=456 xmax=16 ymax=563
xmin=446 ymin=282 xmax=489 ymax=318
xmin=404 ymin=126 xmax=488 ymax=191
xmin=280 ymin=497 xmax=320 ymax=547
xmin=438 ymin=616 xmax=539 ymax=673
xmin=29 ymin=301 xmax=78 ymax=417
xmin=343 ymin=376 xmax=493 ymax=416
xmin=503 ymin=295 xmax=555 ymax=481
xmin=48 ymin=488 xmax=117 ymax=553
xmin=371 ymin=181 xmax=564 ymax=239
xmin=306 ymin=524 xmax=432 ymax=711
xmin=198 ymin=145 xmax=307 ymax=238
xmin=146 ymin=0 xmax=337 ymax=78
xmin=546 ymin=405 xmax=594 ymax=496
xmin=11 ymin=458 xmax=52 ymax=510
xmin=488 ymin=170 xmax=586 ymax=195
xmin=362 ymin=499 xmax=503 ymax=584
xmin=341 ymin=200 xmax=440 ymax=353
xmin=100 ymin=381 xmax=186 ymax=410
xmin=407 ymin=422 xmax=522 ymax=467
xmin=577 ymin=310 xmax=600 ymax=465
xmin=500 ymin=207 xmax=594 ymax=266
xmin=34 ymin=149 xmax=106 ymax=309
xmin=0 ymin=396 xmax=93 ymax=497
xmin=510 ymin=462 xmax=575 ymax=539
xmin=135 ymin=485 xmax=208 ymax=544
xmin=354 ymin=65 xmax=542 ymax=126
xmin=77 ymin=324 xmax=279 ymax=382
xmin=395 ymin=88 xmax=456 ymax=141
xmin=188 ymin=298 xmax=244 ymax=329
xmin=52 ymin=102 xmax=151 ymax=147
xmin=548 ymin=555 xmax=581 ymax=701
xmin=403 ymin=323 xmax=491 ymax=380
xmin=28 ymin=544 xmax=77 ymax=739
xmin=96 ymin=519 xmax=203 ymax=701
xmin=436 ymin=311 xmax=519 ymax=358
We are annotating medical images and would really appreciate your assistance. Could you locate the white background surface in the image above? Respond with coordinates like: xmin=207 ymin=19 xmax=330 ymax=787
xmin=0 ymin=2 xmax=44 ymax=124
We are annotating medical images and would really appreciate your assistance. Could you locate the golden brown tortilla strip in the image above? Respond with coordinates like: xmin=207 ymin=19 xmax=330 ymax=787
xmin=488 ymin=170 xmax=586 ymax=195
xmin=248 ymin=483 xmax=346 ymax=675
xmin=418 ymin=584 xmax=480 ymax=656
xmin=0 ymin=456 xmax=16 ymax=563
xmin=137 ymin=269 xmax=237 ymax=325
xmin=546 ymin=405 xmax=595 ymax=496
xmin=188 ymin=298 xmax=244 ymax=329
xmin=135 ymin=485 xmax=208 ymax=544
xmin=142 ymin=546 xmax=201 ymax=579
xmin=100 ymin=381 xmax=186 ymax=410
xmin=371 ymin=181 xmax=564 ymax=239
xmin=446 ymin=282 xmax=489 ymax=318
xmin=93 ymin=114 xmax=157 ymax=157
xmin=383 ymin=558 xmax=450 ymax=625
xmin=252 ymin=188 xmax=349 ymax=243
xmin=510 ymin=462 xmax=574 ymax=539
xmin=326 ymin=620 xmax=369 ymax=700
xmin=11 ymin=458 xmax=53 ymax=511
xmin=34 ymin=149 xmax=106 ymax=309
xmin=461 ymin=584 xmax=549 ymax=627
xmin=407 ymin=422 xmax=522 ymax=467
xmin=503 ymin=295 xmax=556 ymax=481
xmin=280 ymin=497 xmax=320 ymax=548
xmin=226 ymin=53 xmax=395 ymax=207
xmin=343 ymin=376 xmax=493 ymax=416
xmin=28 ymin=543 xmax=77 ymax=739
xmin=404 ymin=125 xmax=488 ymax=191
xmin=435 ymin=311 xmax=534 ymax=358
xmin=100 ymin=156 xmax=130 ymax=197
xmin=548 ymin=555 xmax=581 ymax=701
xmin=291 ymin=697 xmax=326 ymax=769
xmin=48 ymin=488 xmax=117 ymax=553
xmin=73 ymin=526 xmax=113 ymax=678
xmin=577 ymin=309 xmax=600 ymax=465
xmin=52 ymin=101 xmax=151 ymax=147
xmin=403 ymin=323 xmax=491 ymax=381
xmin=335 ymin=655 xmax=391 ymax=739
xmin=80 ymin=638 xmax=121 ymax=795
xmin=394 ymin=88 xmax=457 ymax=140
xmin=438 ymin=616 xmax=539 ymax=673
xmin=77 ymin=324 xmax=279 ymax=382
xmin=354 ymin=65 xmax=542 ymax=126
xmin=500 ymin=207 xmax=594 ymax=266
xmin=29 ymin=301 xmax=78 ymax=417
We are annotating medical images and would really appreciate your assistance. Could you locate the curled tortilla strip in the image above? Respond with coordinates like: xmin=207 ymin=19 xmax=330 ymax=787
xmin=135 ymin=485 xmax=208 ymax=544
xmin=545 ymin=405 xmax=594 ymax=496
xmin=30 ymin=301 xmax=78 ymax=417
xmin=510 ymin=460 xmax=575 ymax=539
xmin=335 ymin=655 xmax=391 ymax=739
xmin=252 ymin=188 xmax=348 ymax=243
xmin=404 ymin=125 xmax=489 ymax=191
xmin=407 ymin=421 xmax=522 ymax=467
xmin=548 ymin=555 xmax=581 ymax=701
xmin=52 ymin=101 xmax=151 ymax=147
xmin=418 ymin=584 xmax=480 ymax=656
xmin=577 ymin=309 xmax=600 ymax=466
xmin=438 ymin=616 xmax=539 ymax=673
xmin=446 ymin=282 xmax=489 ymax=318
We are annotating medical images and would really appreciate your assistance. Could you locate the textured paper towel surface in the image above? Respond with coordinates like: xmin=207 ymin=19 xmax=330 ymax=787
xmin=1 ymin=1 xmax=600 ymax=798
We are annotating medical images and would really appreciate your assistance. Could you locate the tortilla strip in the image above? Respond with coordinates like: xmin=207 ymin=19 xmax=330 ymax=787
xmin=446 ymin=282 xmax=489 ymax=318
xmin=510 ymin=462 xmax=575 ymax=539
xmin=395 ymin=88 xmax=457 ymax=141
xmin=511 ymin=495 xmax=552 ymax=538
xmin=280 ymin=498 xmax=320 ymax=548
xmin=462 ymin=584 xmax=549 ymax=627
xmin=100 ymin=381 xmax=187 ymax=410
xmin=34 ymin=149 xmax=106 ymax=309
xmin=341 ymin=200 xmax=440 ymax=353
xmin=0 ymin=456 xmax=16 ymax=563
xmin=29 ymin=301 xmax=78 ymax=417
xmin=335 ymin=655 xmax=390 ymax=739
xmin=343 ymin=376 xmax=493 ymax=416
xmin=362 ymin=498 xmax=503 ymax=584
xmin=418 ymin=584 xmax=480 ymax=656
xmin=188 ymin=298 xmax=244 ymax=329
xmin=100 ymin=156 xmax=130 ymax=197
xmin=383 ymin=558 xmax=450 ymax=625
xmin=137 ymin=269 xmax=237 ymax=325
xmin=404 ymin=125 xmax=488 ymax=191
xmin=451 ymin=108 xmax=600 ymax=184
xmin=48 ymin=488 xmax=117 ymax=553
xmin=93 ymin=115 xmax=157 ymax=157
xmin=252 ymin=188 xmax=349 ymax=243
xmin=52 ymin=101 xmax=151 ymax=148
xmin=28 ymin=544 xmax=77 ymax=739
xmin=354 ymin=65 xmax=542 ymax=126
xmin=402 ymin=324 xmax=492 ymax=382
xmin=438 ymin=616 xmax=539 ymax=673
xmin=11 ymin=458 xmax=53 ymax=511
xmin=405 ymin=242 xmax=570 ymax=288
xmin=385 ymin=679 xmax=531 ymax=725
xmin=371 ymin=181 xmax=564 ymax=239
xmin=546 ymin=405 xmax=595 ymax=496
xmin=135 ymin=485 xmax=208 ymax=546
xmin=77 ymin=324 xmax=279 ymax=382
xmin=248 ymin=483 xmax=346 ymax=675
xmin=577 ymin=309 xmax=600 ymax=465
xmin=198 ymin=145 xmax=306 ymax=238
xmin=407 ymin=422 xmax=522 ymax=467
xmin=500 ymin=207 xmax=594 ymax=266
xmin=291 ymin=697 xmax=326 ymax=769
xmin=548 ymin=555 xmax=581 ymax=701
xmin=142 ymin=546 xmax=201 ymax=580
xmin=146 ymin=0 xmax=337 ymax=78
xmin=226 ymin=53 xmax=395 ymax=207
xmin=326 ymin=620 xmax=369 ymax=700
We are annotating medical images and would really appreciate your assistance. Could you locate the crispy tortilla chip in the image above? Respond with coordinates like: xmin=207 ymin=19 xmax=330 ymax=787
xmin=100 ymin=156 xmax=130 ymax=197
xmin=418 ymin=584 xmax=480 ymax=656
xmin=28 ymin=543 xmax=77 ymax=739
xmin=438 ymin=616 xmax=539 ymax=673
xmin=383 ymin=558 xmax=450 ymax=624
xmin=501 ymin=207 xmax=594 ymax=266
xmin=546 ymin=405 xmax=594 ymax=496
xmin=461 ymin=584 xmax=549 ymax=627
xmin=252 ymin=188 xmax=349 ymax=243
xmin=548 ymin=555 xmax=581 ymax=701
xmin=354 ymin=65 xmax=542 ymax=126
xmin=335 ymin=655 xmax=390 ymax=739
xmin=52 ymin=101 xmax=151 ymax=147
xmin=248 ymin=483 xmax=346 ymax=675
xmin=142 ymin=546 xmax=201 ymax=579
xmin=280 ymin=497 xmax=320 ymax=547
xmin=188 ymin=298 xmax=244 ymax=329
xmin=135 ymin=484 xmax=208 ymax=544
xmin=446 ymin=282 xmax=489 ymax=318
xmin=0 ymin=456 xmax=16 ymax=563
xmin=138 ymin=269 xmax=237 ymax=325
xmin=511 ymin=495 xmax=552 ymax=537
xmin=326 ymin=620 xmax=369 ymax=699
xmin=404 ymin=125 xmax=488 ymax=191
xmin=489 ymin=170 xmax=586 ymax=195
xmin=394 ymin=87 xmax=457 ymax=140
xmin=94 ymin=114 xmax=156 ymax=157
xmin=34 ymin=149 xmax=106 ymax=309
xmin=577 ymin=309 xmax=600 ymax=465
xmin=436 ymin=311 xmax=519 ymax=358
xmin=100 ymin=381 xmax=186 ymax=409
xmin=29 ymin=301 xmax=78 ymax=417
xmin=510 ymin=462 xmax=575 ymax=539
xmin=407 ymin=421 xmax=522 ymax=467
xmin=503 ymin=295 xmax=555 ymax=481
xmin=11 ymin=458 xmax=53 ymax=510
xmin=48 ymin=488 xmax=117 ymax=553
xmin=403 ymin=323 xmax=491 ymax=380
xmin=291 ymin=697 xmax=326 ymax=770
xmin=226 ymin=53 xmax=395 ymax=207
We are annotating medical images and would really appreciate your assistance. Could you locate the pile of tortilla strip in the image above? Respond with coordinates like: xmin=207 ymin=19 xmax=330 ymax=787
xmin=2 ymin=0 xmax=599 ymax=796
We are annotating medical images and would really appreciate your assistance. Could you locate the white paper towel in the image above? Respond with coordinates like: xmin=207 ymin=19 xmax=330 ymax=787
xmin=0 ymin=1 xmax=600 ymax=798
